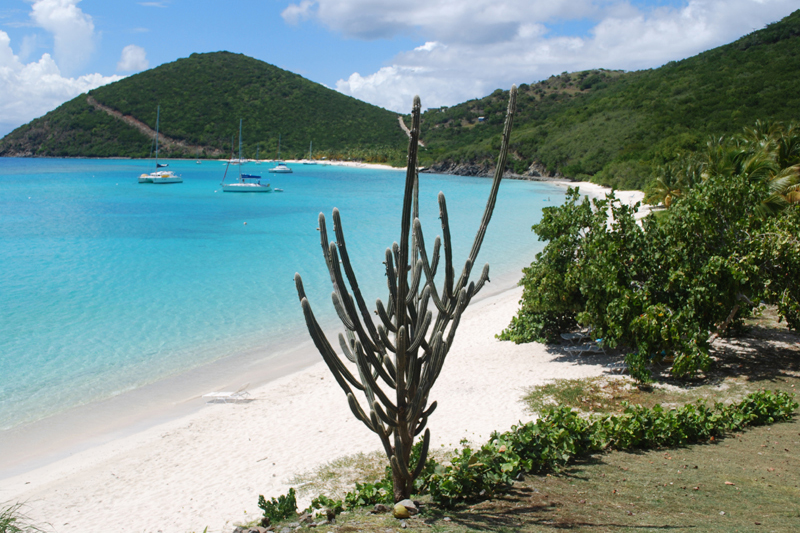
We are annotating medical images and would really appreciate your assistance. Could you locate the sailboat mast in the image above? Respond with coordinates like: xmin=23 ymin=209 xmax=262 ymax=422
xmin=309 ymin=141 xmax=312 ymax=160
xmin=155 ymin=105 xmax=160 ymax=167
xmin=238 ymin=119 xmax=243 ymax=161
xmin=278 ymin=133 xmax=281 ymax=160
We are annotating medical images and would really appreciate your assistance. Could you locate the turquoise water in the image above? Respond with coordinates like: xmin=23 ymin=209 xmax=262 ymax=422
xmin=0 ymin=158 xmax=564 ymax=430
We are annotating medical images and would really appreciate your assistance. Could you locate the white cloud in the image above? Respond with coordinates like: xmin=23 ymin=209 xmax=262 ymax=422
xmin=288 ymin=0 xmax=800 ymax=112
xmin=117 ymin=44 xmax=149 ymax=72
xmin=0 ymin=30 xmax=122 ymax=137
xmin=282 ymin=0 xmax=316 ymax=24
xmin=29 ymin=0 xmax=96 ymax=75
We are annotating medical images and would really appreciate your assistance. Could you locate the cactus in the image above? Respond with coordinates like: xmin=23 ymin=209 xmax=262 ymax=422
xmin=294 ymin=87 xmax=517 ymax=502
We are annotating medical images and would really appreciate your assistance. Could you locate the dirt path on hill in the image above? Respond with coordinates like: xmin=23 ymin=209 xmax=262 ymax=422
xmin=86 ymin=96 xmax=225 ymax=157
xmin=398 ymin=115 xmax=426 ymax=147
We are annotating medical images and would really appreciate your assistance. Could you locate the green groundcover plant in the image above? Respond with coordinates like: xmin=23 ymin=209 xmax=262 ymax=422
xmin=257 ymin=389 xmax=796 ymax=521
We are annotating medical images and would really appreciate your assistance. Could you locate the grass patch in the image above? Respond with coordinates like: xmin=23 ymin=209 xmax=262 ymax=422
xmin=288 ymin=451 xmax=388 ymax=500
xmin=0 ymin=502 xmax=47 ymax=533
xmin=522 ymin=376 xmax=761 ymax=416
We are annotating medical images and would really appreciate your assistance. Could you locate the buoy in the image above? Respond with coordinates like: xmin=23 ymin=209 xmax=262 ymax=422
xmin=244 ymin=222 xmax=247 ymax=225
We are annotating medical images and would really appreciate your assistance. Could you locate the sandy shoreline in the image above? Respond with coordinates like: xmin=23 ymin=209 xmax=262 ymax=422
xmin=1 ymin=284 xmax=619 ymax=533
xmin=0 ymin=179 xmax=639 ymax=533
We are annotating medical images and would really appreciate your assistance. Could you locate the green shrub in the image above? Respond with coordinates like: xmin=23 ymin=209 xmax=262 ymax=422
xmin=426 ymin=389 xmax=797 ymax=506
xmin=257 ymin=488 xmax=297 ymax=527
xmin=259 ymin=390 xmax=796 ymax=511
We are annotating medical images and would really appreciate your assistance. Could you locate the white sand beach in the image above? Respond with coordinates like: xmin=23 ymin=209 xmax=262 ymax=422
xmin=0 ymin=181 xmax=637 ymax=533
xmin=0 ymin=285 xmax=618 ymax=533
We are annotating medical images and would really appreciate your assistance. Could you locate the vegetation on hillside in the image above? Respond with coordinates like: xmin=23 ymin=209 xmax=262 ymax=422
xmin=0 ymin=52 xmax=407 ymax=161
xmin=418 ymin=9 xmax=800 ymax=190
xmin=498 ymin=120 xmax=800 ymax=382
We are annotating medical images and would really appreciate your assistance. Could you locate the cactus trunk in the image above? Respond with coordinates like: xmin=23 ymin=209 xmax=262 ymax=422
xmin=294 ymin=87 xmax=517 ymax=501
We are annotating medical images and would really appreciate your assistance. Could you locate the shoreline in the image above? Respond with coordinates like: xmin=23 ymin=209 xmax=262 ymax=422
xmin=0 ymin=282 xmax=618 ymax=533
xmin=0 ymin=177 xmax=640 ymax=532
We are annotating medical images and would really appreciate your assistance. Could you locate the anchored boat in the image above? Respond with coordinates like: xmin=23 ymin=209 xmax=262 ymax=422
xmin=221 ymin=119 xmax=272 ymax=193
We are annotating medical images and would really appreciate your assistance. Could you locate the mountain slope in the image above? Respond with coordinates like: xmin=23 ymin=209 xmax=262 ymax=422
xmin=417 ymin=9 xmax=800 ymax=189
xmin=0 ymin=52 xmax=407 ymax=160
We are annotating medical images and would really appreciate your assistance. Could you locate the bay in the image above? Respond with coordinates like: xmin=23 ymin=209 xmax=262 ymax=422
xmin=0 ymin=158 xmax=564 ymax=430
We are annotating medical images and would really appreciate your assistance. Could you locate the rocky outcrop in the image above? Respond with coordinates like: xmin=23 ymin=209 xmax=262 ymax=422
xmin=423 ymin=159 xmax=566 ymax=181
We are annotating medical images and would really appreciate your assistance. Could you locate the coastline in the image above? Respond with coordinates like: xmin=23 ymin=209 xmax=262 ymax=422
xmin=0 ymin=176 xmax=641 ymax=533
xmin=0 ymin=282 xmax=617 ymax=533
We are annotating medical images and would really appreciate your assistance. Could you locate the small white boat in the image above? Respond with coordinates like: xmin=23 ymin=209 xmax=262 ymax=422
xmin=269 ymin=134 xmax=293 ymax=173
xmin=139 ymin=105 xmax=181 ymax=184
xmin=274 ymin=188 xmax=284 ymax=192
xmin=222 ymin=119 xmax=272 ymax=193
xmin=268 ymin=162 xmax=293 ymax=173
xmin=196 ymin=160 xmax=201 ymax=164
xmin=222 ymin=174 xmax=271 ymax=192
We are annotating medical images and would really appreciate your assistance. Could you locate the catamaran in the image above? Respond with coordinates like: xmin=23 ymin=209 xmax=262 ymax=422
xmin=268 ymin=133 xmax=293 ymax=173
xmin=139 ymin=106 xmax=182 ymax=184
xmin=221 ymin=119 xmax=272 ymax=192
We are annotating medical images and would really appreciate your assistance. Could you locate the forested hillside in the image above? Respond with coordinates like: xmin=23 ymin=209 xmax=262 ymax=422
xmin=0 ymin=52 xmax=407 ymax=161
xmin=418 ymin=9 xmax=800 ymax=189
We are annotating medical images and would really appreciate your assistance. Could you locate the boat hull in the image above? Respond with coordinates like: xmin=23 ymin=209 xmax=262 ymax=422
xmin=152 ymin=176 xmax=183 ymax=184
xmin=222 ymin=183 xmax=272 ymax=193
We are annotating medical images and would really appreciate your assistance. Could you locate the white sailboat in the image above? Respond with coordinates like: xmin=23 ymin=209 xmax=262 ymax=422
xmin=221 ymin=119 xmax=272 ymax=193
xmin=139 ymin=105 xmax=182 ymax=184
xmin=269 ymin=133 xmax=293 ymax=173
xmin=303 ymin=141 xmax=317 ymax=165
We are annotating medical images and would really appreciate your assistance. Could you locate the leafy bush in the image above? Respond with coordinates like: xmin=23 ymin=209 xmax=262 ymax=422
xmin=257 ymin=488 xmax=297 ymax=527
xmin=501 ymin=166 xmax=800 ymax=381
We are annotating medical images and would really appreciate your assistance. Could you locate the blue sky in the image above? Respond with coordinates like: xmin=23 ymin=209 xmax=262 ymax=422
xmin=1 ymin=0 xmax=798 ymax=136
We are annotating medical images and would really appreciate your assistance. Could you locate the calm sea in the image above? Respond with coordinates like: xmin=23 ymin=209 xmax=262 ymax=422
xmin=0 ymin=158 xmax=564 ymax=430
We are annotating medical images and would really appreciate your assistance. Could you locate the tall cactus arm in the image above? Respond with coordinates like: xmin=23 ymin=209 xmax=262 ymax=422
xmin=317 ymin=213 xmax=335 ymax=284
xmin=396 ymin=96 xmax=422 ymax=342
xmin=406 ymin=259 xmax=423 ymax=305
xmin=384 ymin=249 xmax=399 ymax=307
xmin=373 ymin=400 xmax=399 ymax=428
xmin=299 ymin=295 xmax=365 ymax=393
xmin=377 ymin=324 xmax=397 ymax=353
xmin=382 ymin=354 xmax=397 ymax=382
xmin=430 ymin=236 xmax=441 ymax=279
xmin=438 ymin=192 xmax=455 ymax=304
xmin=412 ymin=219 xmax=448 ymax=314
xmin=444 ymin=288 xmax=469 ymax=350
xmin=408 ymin=310 xmax=432 ymax=353
xmin=332 ymin=291 xmax=356 ymax=331
xmin=347 ymin=392 xmax=376 ymax=432
xmin=454 ymin=85 xmax=517 ymax=296
xmin=354 ymin=341 xmax=398 ymax=414
xmin=328 ymin=243 xmax=384 ymax=356
xmin=375 ymin=298 xmax=397 ymax=332
xmin=338 ymin=332 xmax=357 ymax=363
xmin=411 ymin=429 xmax=431 ymax=481
xmin=332 ymin=208 xmax=384 ymax=347
xmin=472 ymin=263 xmax=491 ymax=296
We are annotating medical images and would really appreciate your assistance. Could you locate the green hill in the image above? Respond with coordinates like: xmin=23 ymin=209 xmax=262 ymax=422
xmin=0 ymin=52 xmax=408 ymax=161
xmin=417 ymin=9 xmax=800 ymax=190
